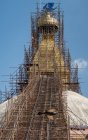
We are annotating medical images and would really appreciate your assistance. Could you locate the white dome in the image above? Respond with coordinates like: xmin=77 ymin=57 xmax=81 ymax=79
xmin=64 ymin=90 xmax=88 ymax=127
xmin=0 ymin=91 xmax=88 ymax=128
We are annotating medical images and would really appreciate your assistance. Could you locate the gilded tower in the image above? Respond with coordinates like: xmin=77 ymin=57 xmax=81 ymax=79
xmin=30 ymin=3 xmax=79 ymax=92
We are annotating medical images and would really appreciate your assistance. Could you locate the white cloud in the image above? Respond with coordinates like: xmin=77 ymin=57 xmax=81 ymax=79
xmin=73 ymin=59 xmax=88 ymax=69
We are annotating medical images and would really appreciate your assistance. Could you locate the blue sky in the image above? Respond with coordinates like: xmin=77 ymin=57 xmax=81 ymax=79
xmin=0 ymin=0 xmax=88 ymax=97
